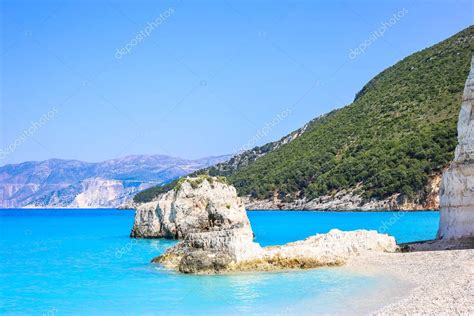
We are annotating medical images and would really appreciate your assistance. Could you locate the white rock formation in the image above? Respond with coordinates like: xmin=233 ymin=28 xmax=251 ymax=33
xmin=143 ymin=176 xmax=397 ymax=274
xmin=438 ymin=54 xmax=474 ymax=239
xmin=157 ymin=226 xmax=264 ymax=274
xmin=156 ymin=228 xmax=397 ymax=274
xmin=69 ymin=178 xmax=141 ymax=208
xmin=130 ymin=176 xmax=252 ymax=239
xmin=263 ymin=229 xmax=397 ymax=261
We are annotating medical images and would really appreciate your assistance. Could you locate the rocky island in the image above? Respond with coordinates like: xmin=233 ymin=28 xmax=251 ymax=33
xmin=131 ymin=175 xmax=397 ymax=274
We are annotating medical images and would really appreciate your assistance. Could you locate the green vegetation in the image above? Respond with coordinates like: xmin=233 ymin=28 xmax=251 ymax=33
xmin=228 ymin=27 xmax=472 ymax=202
xmin=136 ymin=26 xmax=473 ymax=204
xmin=133 ymin=179 xmax=180 ymax=202
xmin=134 ymin=174 xmax=228 ymax=202
xmin=187 ymin=175 xmax=228 ymax=188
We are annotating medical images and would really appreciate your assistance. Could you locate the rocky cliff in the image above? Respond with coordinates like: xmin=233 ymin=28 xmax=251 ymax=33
xmin=130 ymin=176 xmax=249 ymax=239
xmin=438 ymin=53 xmax=474 ymax=239
xmin=25 ymin=177 xmax=151 ymax=208
xmin=244 ymin=172 xmax=443 ymax=211
xmin=140 ymin=176 xmax=397 ymax=274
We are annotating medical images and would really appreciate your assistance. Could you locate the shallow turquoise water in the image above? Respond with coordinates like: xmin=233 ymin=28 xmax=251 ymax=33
xmin=0 ymin=210 xmax=439 ymax=315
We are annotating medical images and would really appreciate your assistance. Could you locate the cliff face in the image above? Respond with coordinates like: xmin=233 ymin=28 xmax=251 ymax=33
xmin=244 ymin=172 xmax=443 ymax=211
xmin=24 ymin=177 xmax=154 ymax=208
xmin=69 ymin=178 xmax=149 ymax=208
xmin=438 ymin=54 xmax=474 ymax=239
xmin=130 ymin=176 xmax=251 ymax=239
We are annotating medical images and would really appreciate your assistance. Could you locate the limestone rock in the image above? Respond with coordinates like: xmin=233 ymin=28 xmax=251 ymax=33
xmin=263 ymin=229 xmax=397 ymax=260
xmin=130 ymin=201 xmax=161 ymax=238
xmin=438 ymin=53 xmax=474 ymax=239
xmin=130 ymin=176 xmax=251 ymax=239
xmin=243 ymin=172 xmax=443 ymax=211
xmin=156 ymin=227 xmax=263 ymax=273
xmin=155 ymin=228 xmax=397 ymax=274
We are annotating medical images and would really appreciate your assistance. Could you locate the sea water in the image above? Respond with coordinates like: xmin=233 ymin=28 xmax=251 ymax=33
xmin=0 ymin=210 xmax=439 ymax=315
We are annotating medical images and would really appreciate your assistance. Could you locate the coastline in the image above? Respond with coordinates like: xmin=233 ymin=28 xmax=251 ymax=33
xmin=243 ymin=197 xmax=440 ymax=212
xmin=245 ymin=208 xmax=439 ymax=212
xmin=6 ymin=206 xmax=440 ymax=212
xmin=347 ymin=247 xmax=474 ymax=314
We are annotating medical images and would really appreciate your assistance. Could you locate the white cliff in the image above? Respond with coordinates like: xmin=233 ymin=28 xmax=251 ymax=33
xmin=25 ymin=177 xmax=153 ymax=209
xmin=70 ymin=178 xmax=139 ymax=208
xmin=438 ymin=54 xmax=474 ymax=239
xmin=138 ymin=176 xmax=398 ymax=274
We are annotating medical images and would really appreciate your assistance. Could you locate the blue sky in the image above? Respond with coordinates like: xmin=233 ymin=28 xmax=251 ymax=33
xmin=1 ymin=0 xmax=472 ymax=165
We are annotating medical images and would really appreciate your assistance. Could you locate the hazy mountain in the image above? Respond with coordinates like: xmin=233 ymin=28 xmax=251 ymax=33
xmin=0 ymin=154 xmax=231 ymax=208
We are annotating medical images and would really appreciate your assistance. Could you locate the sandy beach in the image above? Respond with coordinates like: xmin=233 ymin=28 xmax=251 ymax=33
xmin=347 ymin=241 xmax=474 ymax=315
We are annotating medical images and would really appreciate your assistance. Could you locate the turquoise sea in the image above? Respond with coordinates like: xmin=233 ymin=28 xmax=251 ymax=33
xmin=0 ymin=209 xmax=439 ymax=315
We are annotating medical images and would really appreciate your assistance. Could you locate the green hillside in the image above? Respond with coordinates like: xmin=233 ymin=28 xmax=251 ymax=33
xmin=135 ymin=26 xmax=473 ymax=204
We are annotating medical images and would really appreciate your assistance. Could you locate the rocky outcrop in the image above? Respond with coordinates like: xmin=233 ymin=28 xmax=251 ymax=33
xmin=129 ymin=201 xmax=162 ymax=237
xmin=155 ymin=228 xmax=397 ymax=274
xmin=130 ymin=176 xmax=250 ymax=239
xmin=155 ymin=226 xmax=263 ymax=274
xmin=243 ymin=173 xmax=443 ymax=211
xmin=143 ymin=176 xmax=398 ymax=274
xmin=438 ymin=54 xmax=474 ymax=239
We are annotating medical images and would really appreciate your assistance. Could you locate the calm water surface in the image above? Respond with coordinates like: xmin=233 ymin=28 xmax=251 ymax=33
xmin=0 ymin=209 xmax=439 ymax=315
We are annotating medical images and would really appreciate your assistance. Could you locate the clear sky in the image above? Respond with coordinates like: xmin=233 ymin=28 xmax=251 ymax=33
xmin=1 ymin=0 xmax=472 ymax=165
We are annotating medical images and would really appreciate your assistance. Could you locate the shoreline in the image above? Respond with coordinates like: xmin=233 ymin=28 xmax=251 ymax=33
xmin=245 ymin=208 xmax=439 ymax=213
xmin=346 ymin=246 xmax=474 ymax=314
xmin=1 ymin=207 xmax=439 ymax=213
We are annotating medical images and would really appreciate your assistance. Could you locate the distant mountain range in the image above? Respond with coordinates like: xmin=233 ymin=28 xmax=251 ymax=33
xmin=0 ymin=155 xmax=230 ymax=208
xmin=136 ymin=26 xmax=474 ymax=211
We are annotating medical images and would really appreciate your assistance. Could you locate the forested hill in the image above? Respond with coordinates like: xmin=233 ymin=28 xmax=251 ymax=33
xmin=135 ymin=26 xmax=473 ymax=207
